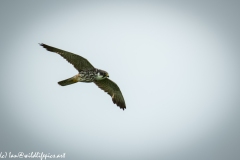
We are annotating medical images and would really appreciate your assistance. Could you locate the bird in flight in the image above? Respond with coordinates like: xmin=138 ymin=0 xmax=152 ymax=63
xmin=39 ymin=43 xmax=126 ymax=110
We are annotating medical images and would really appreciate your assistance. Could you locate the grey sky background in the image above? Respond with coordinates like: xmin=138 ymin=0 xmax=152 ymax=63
xmin=0 ymin=0 xmax=240 ymax=160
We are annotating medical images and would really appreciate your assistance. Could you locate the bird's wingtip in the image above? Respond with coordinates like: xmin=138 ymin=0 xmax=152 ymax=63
xmin=121 ymin=105 xmax=126 ymax=111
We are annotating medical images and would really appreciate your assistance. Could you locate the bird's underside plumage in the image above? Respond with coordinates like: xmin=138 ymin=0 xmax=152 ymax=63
xmin=58 ymin=69 xmax=101 ymax=85
xmin=39 ymin=43 xmax=126 ymax=110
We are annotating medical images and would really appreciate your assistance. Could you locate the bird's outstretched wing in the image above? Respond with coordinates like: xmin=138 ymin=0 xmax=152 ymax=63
xmin=94 ymin=78 xmax=126 ymax=110
xmin=39 ymin=43 xmax=95 ymax=71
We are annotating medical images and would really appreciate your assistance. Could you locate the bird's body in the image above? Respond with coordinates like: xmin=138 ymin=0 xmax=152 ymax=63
xmin=58 ymin=69 xmax=108 ymax=85
xmin=79 ymin=69 xmax=101 ymax=82
xmin=39 ymin=43 xmax=126 ymax=110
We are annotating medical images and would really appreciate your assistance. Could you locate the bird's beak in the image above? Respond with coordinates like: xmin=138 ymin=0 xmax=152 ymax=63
xmin=106 ymin=73 xmax=109 ymax=77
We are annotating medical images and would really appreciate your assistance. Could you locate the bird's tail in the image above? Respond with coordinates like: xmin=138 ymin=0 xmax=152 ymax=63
xmin=58 ymin=76 xmax=78 ymax=86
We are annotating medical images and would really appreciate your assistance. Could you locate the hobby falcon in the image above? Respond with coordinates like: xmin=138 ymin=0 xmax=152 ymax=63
xmin=39 ymin=43 xmax=126 ymax=110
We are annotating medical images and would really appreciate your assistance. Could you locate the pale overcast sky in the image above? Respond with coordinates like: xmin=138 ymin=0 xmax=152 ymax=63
xmin=1 ymin=0 xmax=240 ymax=160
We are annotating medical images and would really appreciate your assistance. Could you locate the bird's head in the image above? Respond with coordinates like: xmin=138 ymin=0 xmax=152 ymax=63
xmin=105 ymin=72 xmax=109 ymax=78
xmin=101 ymin=70 xmax=109 ymax=78
xmin=97 ymin=69 xmax=109 ymax=80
